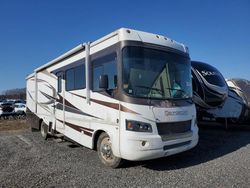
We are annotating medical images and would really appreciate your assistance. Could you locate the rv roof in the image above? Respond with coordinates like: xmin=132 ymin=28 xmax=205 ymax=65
xmin=33 ymin=28 xmax=188 ymax=73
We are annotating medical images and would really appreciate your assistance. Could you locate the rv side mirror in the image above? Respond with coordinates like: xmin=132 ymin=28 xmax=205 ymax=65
xmin=99 ymin=75 xmax=108 ymax=90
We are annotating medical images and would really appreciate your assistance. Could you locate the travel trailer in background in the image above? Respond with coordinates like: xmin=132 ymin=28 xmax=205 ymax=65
xmin=26 ymin=28 xmax=198 ymax=168
xmin=207 ymin=79 xmax=250 ymax=124
xmin=191 ymin=60 xmax=250 ymax=125
xmin=191 ymin=61 xmax=228 ymax=120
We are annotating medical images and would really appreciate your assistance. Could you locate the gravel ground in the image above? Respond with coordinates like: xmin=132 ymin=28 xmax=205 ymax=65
xmin=0 ymin=124 xmax=250 ymax=187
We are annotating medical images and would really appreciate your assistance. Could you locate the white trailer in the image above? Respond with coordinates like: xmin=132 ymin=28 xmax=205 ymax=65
xmin=26 ymin=28 xmax=198 ymax=168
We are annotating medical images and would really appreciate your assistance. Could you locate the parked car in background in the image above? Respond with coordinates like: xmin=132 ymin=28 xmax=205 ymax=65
xmin=0 ymin=99 xmax=6 ymax=105
xmin=0 ymin=102 xmax=15 ymax=117
xmin=0 ymin=100 xmax=26 ymax=119
xmin=14 ymin=99 xmax=26 ymax=104
xmin=14 ymin=103 xmax=27 ymax=115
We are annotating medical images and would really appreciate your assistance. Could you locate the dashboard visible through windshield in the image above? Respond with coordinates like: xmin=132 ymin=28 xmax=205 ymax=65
xmin=122 ymin=46 xmax=192 ymax=99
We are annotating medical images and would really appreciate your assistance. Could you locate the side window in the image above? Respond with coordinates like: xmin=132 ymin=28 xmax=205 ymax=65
xmin=75 ymin=65 xmax=86 ymax=89
xmin=65 ymin=64 xmax=85 ymax=91
xmin=93 ymin=66 xmax=103 ymax=91
xmin=93 ymin=53 xmax=117 ymax=91
xmin=66 ymin=69 xmax=74 ymax=91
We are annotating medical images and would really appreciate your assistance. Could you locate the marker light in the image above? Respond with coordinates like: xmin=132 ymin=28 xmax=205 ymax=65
xmin=127 ymin=121 xmax=133 ymax=129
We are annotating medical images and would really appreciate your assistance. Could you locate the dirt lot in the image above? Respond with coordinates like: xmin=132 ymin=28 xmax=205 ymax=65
xmin=0 ymin=119 xmax=29 ymax=132
xmin=0 ymin=119 xmax=29 ymax=131
xmin=0 ymin=121 xmax=250 ymax=187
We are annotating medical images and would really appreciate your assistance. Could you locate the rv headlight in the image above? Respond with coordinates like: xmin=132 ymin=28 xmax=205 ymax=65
xmin=126 ymin=120 xmax=152 ymax=132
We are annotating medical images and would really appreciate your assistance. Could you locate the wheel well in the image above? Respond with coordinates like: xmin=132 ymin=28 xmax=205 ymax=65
xmin=93 ymin=130 xmax=105 ymax=150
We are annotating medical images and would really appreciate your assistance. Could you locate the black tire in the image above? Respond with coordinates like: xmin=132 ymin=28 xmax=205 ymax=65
xmin=40 ymin=121 xmax=48 ymax=140
xmin=97 ymin=132 xmax=123 ymax=168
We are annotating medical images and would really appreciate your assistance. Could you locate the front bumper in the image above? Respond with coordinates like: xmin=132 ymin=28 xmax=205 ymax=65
xmin=120 ymin=128 xmax=198 ymax=161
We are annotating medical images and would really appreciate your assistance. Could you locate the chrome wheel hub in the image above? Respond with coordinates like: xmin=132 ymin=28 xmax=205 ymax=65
xmin=101 ymin=137 xmax=113 ymax=160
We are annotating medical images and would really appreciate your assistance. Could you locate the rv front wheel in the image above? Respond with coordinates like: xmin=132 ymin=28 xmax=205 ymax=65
xmin=97 ymin=132 xmax=123 ymax=168
xmin=40 ymin=121 xmax=48 ymax=140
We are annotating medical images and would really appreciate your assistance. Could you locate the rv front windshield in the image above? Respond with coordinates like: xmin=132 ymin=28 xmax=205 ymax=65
xmin=122 ymin=46 xmax=192 ymax=99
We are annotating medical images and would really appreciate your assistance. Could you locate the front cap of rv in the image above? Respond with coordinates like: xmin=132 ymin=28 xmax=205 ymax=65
xmin=117 ymin=28 xmax=189 ymax=54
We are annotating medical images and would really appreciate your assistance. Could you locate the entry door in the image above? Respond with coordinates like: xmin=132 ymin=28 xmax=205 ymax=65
xmin=55 ymin=72 xmax=65 ymax=133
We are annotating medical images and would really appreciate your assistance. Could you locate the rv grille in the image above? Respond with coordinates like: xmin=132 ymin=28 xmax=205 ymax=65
xmin=156 ymin=120 xmax=192 ymax=135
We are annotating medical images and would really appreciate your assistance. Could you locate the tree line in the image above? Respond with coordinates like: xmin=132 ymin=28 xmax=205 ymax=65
xmin=0 ymin=88 xmax=26 ymax=100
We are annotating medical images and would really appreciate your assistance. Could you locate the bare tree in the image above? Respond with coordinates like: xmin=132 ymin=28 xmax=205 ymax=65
xmin=1 ymin=88 xmax=26 ymax=100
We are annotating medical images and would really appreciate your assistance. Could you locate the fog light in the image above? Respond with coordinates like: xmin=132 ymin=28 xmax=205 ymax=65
xmin=141 ymin=141 xmax=146 ymax=146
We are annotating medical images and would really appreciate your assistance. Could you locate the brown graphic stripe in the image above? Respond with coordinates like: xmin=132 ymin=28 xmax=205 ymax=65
xmin=120 ymin=105 xmax=138 ymax=114
xmin=83 ymin=131 xmax=92 ymax=137
xmin=57 ymin=94 xmax=84 ymax=113
xmin=69 ymin=92 xmax=86 ymax=99
xmin=69 ymin=92 xmax=138 ymax=114
xmin=57 ymin=119 xmax=93 ymax=137
xmin=27 ymin=91 xmax=34 ymax=101
xmin=38 ymin=104 xmax=51 ymax=113
xmin=57 ymin=95 xmax=76 ymax=109
xmin=91 ymin=98 xmax=119 ymax=110
xmin=39 ymin=92 xmax=100 ymax=119
xmin=55 ymin=103 xmax=99 ymax=118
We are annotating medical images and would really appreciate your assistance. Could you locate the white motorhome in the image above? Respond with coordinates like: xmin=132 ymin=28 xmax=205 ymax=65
xmin=26 ymin=28 xmax=198 ymax=168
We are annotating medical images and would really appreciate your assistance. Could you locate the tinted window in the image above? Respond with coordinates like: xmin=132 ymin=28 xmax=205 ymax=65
xmin=65 ymin=64 xmax=85 ymax=91
xmin=75 ymin=65 xmax=85 ymax=89
xmin=122 ymin=47 xmax=192 ymax=99
xmin=93 ymin=66 xmax=103 ymax=91
xmin=92 ymin=53 xmax=117 ymax=91
xmin=66 ymin=69 xmax=74 ymax=91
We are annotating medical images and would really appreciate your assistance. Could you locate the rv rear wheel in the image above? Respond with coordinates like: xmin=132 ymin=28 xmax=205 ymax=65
xmin=40 ymin=121 xmax=48 ymax=140
xmin=97 ymin=132 xmax=123 ymax=168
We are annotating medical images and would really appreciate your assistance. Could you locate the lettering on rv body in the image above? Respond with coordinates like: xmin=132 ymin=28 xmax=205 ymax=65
xmin=165 ymin=110 xmax=188 ymax=116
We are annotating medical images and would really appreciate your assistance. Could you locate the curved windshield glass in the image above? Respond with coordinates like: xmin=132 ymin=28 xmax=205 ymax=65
xmin=122 ymin=46 xmax=192 ymax=99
